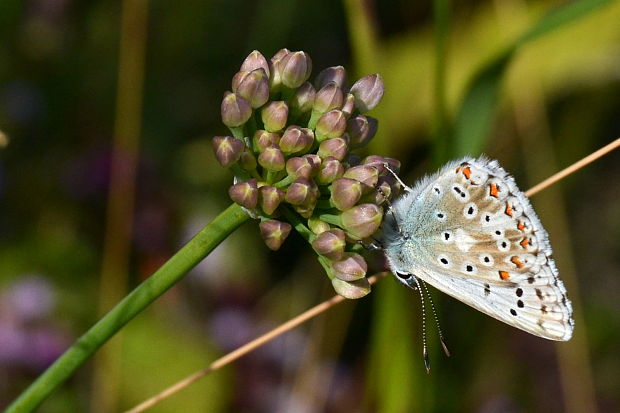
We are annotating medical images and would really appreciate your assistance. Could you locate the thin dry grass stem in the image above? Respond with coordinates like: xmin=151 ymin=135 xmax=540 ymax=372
xmin=125 ymin=137 xmax=620 ymax=413
xmin=123 ymin=272 xmax=389 ymax=413
xmin=524 ymin=137 xmax=620 ymax=198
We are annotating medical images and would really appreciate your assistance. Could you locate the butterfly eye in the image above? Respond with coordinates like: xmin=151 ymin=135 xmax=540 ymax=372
xmin=395 ymin=271 xmax=413 ymax=280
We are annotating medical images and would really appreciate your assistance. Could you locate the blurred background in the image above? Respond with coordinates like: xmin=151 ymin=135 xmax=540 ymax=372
xmin=1 ymin=0 xmax=619 ymax=412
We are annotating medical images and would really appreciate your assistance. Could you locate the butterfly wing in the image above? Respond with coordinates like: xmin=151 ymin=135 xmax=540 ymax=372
xmin=385 ymin=156 xmax=574 ymax=341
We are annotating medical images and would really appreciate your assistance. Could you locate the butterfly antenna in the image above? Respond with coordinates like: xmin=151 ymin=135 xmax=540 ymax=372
xmin=412 ymin=276 xmax=431 ymax=373
xmin=421 ymin=281 xmax=451 ymax=357
xmin=383 ymin=162 xmax=411 ymax=192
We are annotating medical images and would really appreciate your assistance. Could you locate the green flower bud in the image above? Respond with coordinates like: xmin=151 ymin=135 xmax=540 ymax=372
xmin=317 ymin=137 xmax=348 ymax=161
xmin=290 ymin=82 xmax=316 ymax=114
xmin=258 ymin=145 xmax=285 ymax=171
xmin=221 ymin=92 xmax=252 ymax=128
xmin=350 ymin=74 xmax=385 ymax=113
xmin=313 ymin=82 xmax=344 ymax=115
xmin=312 ymin=228 xmax=346 ymax=260
xmin=314 ymin=66 xmax=346 ymax=89
xmin=343 ymin=165 xmax=379 ymax=189
xmin=286 ymin=157 xmax=313 ymax=179
xmin=232 ymin=69 xmax=269 ymax=109
xmin=341 ymin=93 xmax=356 ymax=117
xmin=259 ymin=219 xmax=292 ymax=251
xmin=332 ymin=252 xmax=367 ymax=281
xmin=347 ymin=115 xmax=378 ymax=148
xmin=330 ymin=177 xmax=362 ymax=211
xmin=278 ymin=51 xmax=313 ymax=88
xmin=316 ymin=156 xmax=345 ymax=185
xmin=228 ymin=179 xmax=258 ymax=209
xmin=285 ymin=177 xmax=319 ymax=206
xmin=259 ymin=186 xmax=285 ymax=215
xmin=316 ymin=110 xmax=347 ymax=142
xmin=239 ymin=146 xmax=257 ymax=171
xmin=340 ymin=203 xmax=383 ymax=240
xmin=253 ymin=130 xmax=280 ymax=153
xmin=331 ymin=277 xmax=371 ymax=299
xmin=261 ymin=101 xmax=288 ymax=132
xmin=308 ymin=217 xmax=330 ymax=235
xmin=212 ymin=136 xmax=244 ymax=167
xmin=279 ymin=126 xmax=314 ymax=155
xmin=240 ymin=50 xmax=270 ymax=78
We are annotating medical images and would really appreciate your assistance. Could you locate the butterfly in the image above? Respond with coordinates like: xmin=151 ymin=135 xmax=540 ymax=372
xmin=382 ymin=156 xmax=574 ymax=349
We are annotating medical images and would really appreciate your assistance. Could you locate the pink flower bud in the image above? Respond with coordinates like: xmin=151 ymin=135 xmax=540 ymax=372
xmin=221 ymin=91 xmax=252 ymax=128
xmin=314 ymin=66 xmax=346 ymax=89
xmin=228 ymin=179 xmax=258 ymax=209
xmin=347 ymin=115 xmax=378 ymax=148
xmin=279 ymin=126 xmax=313 ymax=155
xmin=316 ymin=156 xmax=345 ymax=185
xmin=232 ymin=68 xmax=269 ymax=109
xmin=350 ymin=74 xmax=385 ymax=113
xmin=331 ymin=277 xmax=371 ymax=299
xmin=259 ymin=186 xmax=285 ymax=215
xmin=330 ymin=178 xmax=362 ymax=211
xmin=259 ymin=219 xmax=292 ymax=251
xmin=317 ymin=138 xmax=348 ymax=161
xmin=312 ymin=228 xmax=346 ymax=261
xmin=340 ymin=203 xmax=383 ymax=240
xmin=278 ymin=51 xmax=313 ymax=88
xmin=343 ymin=165 xmax=379 ymax=189
xmin=261 ymin=101 xmax=288 ymax=132
xmin=253 ymin=130 xmax=280 ymax=153
xmin=332 ymin=252 xmax=367 ymax=281
xmin=258 ymin=146 xmax=285 ymax=171
xmin=212 ymin=136 xmax=244 ymax=167
xmin=316 ymin=110 xmax=347 ymax=142
xmin=313 ymin=82 xmax=344 ymax=115
xmin=240 ymin=50 xmax=270 ymax=78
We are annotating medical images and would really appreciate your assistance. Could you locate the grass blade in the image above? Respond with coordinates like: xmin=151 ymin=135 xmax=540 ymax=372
xmin=6 ymin=203 xmax=250 ymax=413
xmin=453 ymin=0 xmax=613 ymax=158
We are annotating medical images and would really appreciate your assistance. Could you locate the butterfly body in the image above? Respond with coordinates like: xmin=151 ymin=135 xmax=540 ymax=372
xmin=383 ymin=156 xmax=574 ymax=341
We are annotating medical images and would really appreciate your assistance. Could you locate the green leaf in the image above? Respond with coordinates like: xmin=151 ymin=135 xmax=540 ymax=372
xmin=453 ymin=0 xmax=613 ymax=158
xmin=6 ymin=204 xmax=250 ymax=413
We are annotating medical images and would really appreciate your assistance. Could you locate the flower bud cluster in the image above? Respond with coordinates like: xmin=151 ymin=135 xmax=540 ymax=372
xmin=213 ymin=50 xmax=395 ymax=299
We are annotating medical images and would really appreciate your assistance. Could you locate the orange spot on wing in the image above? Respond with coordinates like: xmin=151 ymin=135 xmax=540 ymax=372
xmin=455 ymin=167 xmax=461 ymax=173
xmin=505 ymin=203 xmax=513 ymax=217
xmin=499 ymin=271 xmax=510 ymax=280
xmin=462 ymin=167 xmax=471 ymax=179
xmin=510 ymin=256 xmax=524 ymax=268
xmin=517 ymin=221 xmax=525 ymax=231
xmin=520 ymin=238 xmax=530 ymax=248
xmin=489 ymin=183 xmax=499 ymax=198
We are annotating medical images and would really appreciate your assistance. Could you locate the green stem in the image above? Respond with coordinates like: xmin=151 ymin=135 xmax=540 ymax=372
xmin=318 ymin=212 xmax=342 ymax=228
xmin=280 ymin=205 xmax=314 ymax=242
xmin=6 ymin=204 xmax=250 ymax=413
xmin=273 ymin=175 xmax=294 ymax=188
